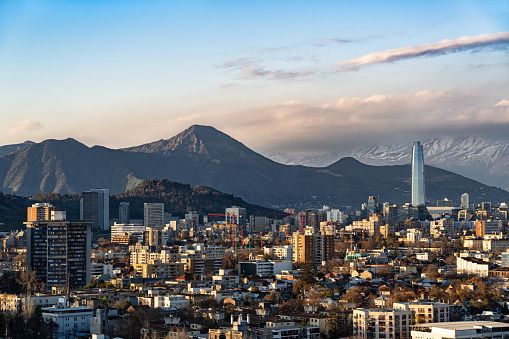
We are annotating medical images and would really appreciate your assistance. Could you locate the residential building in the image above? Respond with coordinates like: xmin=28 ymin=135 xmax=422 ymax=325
xmin=132 ymin=262 xmax=184 ymax=279
xmin=393 ymin=301 xmax=449 ymax=324
xmin=292 ymin=227 xmax=334 ymax=266
xmin=42 ymin=300 xmax=93 ymax=338
xmin=264 ymin=245 xmax=293 ymax=261
xmin=144 ymin=203 xmax=164 ymax=228
xmin=353 ymin=308 xmax=411 ymax=339
xmin=27 ymin=203 xmax=54 ymax=222
xmin=26 ymin=218 xmax=92 ymax=291
xmin=475 ymin=220 xmax=503 ymax=237
xmin=456 ymin=256 xmax=490 ymax=277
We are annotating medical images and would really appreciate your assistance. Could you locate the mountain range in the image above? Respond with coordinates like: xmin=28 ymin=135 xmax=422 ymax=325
xmin=267 ymin=136 xmax=509 ymax=191
xmin=1 ymin=125 xmax=509 ymax=210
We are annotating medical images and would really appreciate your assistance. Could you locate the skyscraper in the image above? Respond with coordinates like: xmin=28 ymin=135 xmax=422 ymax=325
xmin=411 ymin=141 xmax=425 ymax=206
xmin=25 ymin=214 xmax=92 ymax=291
xmin=119 ymin=202 xmax=130 ymax=224
xmin=144 ymin=203 xmax=164 ymax=228
xmin=80 ymin=189 xmax=110 ymax=232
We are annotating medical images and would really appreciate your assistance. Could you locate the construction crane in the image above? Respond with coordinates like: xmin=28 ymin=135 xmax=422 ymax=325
xmin=208 ymin=212 xmax=240 ymax=257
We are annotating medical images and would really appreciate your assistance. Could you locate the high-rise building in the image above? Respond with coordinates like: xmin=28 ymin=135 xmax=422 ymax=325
xmin=292 ymin=227 xmax=334 ymax=266
xmin=460 ymin=193 xmax=469 ymax=210
xmin=367 ymin=195 xmax=379 ymax=214
xmin=80 ymin=189 xmax=110 ymax=232
xmin=27 ymin=203 xmax=54 ymax=222
xmin=144 ymin=203 xmax=164 ymax=228
xmin=411 ymin=141 xmax=425 ymax=206
xmin=118 ymin=202 xmax=130 ymax=224
xmin=25 ymin=215 xmax=92 ymax=291
xmin=225 ymin=206 xmax=247 ymax=226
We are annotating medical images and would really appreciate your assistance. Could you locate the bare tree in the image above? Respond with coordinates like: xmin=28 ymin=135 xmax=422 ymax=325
xmin=17 ymin=269 xmax=42 ymax=318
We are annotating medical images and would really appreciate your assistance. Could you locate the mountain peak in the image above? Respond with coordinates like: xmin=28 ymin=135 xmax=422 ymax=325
xmin=124 ymin=124 xmax=247 ymax=156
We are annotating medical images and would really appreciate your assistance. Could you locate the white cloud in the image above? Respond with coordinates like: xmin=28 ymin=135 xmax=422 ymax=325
xmin=338 ymin=32 xmax=509 ymax=71
xmin=7 ymin=120 xmax=43 ymax=135
xmin=174 ymin=89 xmax=509 ymax=152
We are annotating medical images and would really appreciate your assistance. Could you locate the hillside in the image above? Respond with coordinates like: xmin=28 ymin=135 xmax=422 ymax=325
xmin=0 ymin=179 xmax=281 ymax=231
xmin=1 ymin=125 xmax=509 ymax=210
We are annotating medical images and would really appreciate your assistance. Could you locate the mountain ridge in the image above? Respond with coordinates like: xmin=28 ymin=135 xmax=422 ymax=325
xmin=1 ymin=126 xmax=508 ymax=210
xmin=267 ymin=136 xmax=509 ymax=190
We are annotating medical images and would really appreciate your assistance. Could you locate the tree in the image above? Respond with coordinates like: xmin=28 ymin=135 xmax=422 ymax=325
xmin=17 ymin=269 xmax=44 ymax=318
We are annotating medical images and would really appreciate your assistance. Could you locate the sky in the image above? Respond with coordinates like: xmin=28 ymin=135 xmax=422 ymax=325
xmin=0 ymin=0 xmax=508 ymax=154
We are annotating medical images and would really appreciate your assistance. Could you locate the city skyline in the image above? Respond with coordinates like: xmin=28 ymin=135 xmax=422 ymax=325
xmin=0 ymin=1 xmax=508 ymax=153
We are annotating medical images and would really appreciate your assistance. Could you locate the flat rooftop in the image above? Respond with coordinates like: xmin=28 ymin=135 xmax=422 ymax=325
xmin=413 ymin=321 xmax=509 ymax=331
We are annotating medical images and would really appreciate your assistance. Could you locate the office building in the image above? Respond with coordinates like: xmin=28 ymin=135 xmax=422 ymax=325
xmin=118 ymin=202 xmax=130 ymax=224
xmin=80 ymin=189 xmax=110 ymax=231
xmin=412 ymin=141 xmax=425 ymax=206
xmin=353 ymin=308 xmax=411 ymax=339
xmin=27 ymin=203 xmax=54 ymax=222
xmin=26 ymin=218 xmax=92 ymax=291
xmin=144 ymin=203 xmax=164 ymax=228
xmin=460 ymin=193 xmax=469 ymax=210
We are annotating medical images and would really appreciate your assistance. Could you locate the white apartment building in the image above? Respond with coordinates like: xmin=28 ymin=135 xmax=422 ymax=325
xmin=264 ymin=245 xmax=293 ymax=261
xmin=111 ymin=223 xmax=145 ymax=243
xmin=411 ymin=321 xmax=509 ymax=338
xmin=152 ymin=295 xmax=189 ymax=310
xmin=353 ymin=308 xmax=412 ymax=339
xmin=129 ymin=244 xmax=177 ymax=265
xmin=456 ymin=256 xmax=490 ymax=277
xmin=42 ymin=302 xmax=93 ymax=337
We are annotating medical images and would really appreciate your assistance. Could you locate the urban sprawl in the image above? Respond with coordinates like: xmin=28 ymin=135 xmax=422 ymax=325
xmin=2 ymin=141 xmax=509 ymax=339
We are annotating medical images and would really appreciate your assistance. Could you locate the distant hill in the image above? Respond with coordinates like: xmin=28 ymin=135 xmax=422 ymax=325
xmin=0 ymin=179 xmax=281 ymax=231
xmin=1 ymin=125 xmax=509 ymax=210
xmin=268 ymin=136 xmax=509 ymax=191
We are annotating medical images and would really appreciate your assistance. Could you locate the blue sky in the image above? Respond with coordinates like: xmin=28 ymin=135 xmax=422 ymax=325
xmin=0 ymin=1 xmax=508 ymax=152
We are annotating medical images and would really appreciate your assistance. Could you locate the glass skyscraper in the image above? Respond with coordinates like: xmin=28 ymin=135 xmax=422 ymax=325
xmin=411 ymin=141 xmax=425 ymax=206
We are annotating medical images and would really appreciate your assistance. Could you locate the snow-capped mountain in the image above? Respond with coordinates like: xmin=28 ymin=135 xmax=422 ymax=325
xmin=267 ymin=136 xmax=509 ymax=190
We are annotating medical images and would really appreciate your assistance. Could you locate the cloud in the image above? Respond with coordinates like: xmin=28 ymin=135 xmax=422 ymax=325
xmin=219 ymin=57 xmax=316 ymax=81
xmin=175 ymin=88 xmax=509 ymax=152
xmin=338 ymin=31 xmax=509 ymax=71
xmin=7 ymin=120 xmax=43 ymax=135
xmin=238 ymin=66 xmax=314 ymax=81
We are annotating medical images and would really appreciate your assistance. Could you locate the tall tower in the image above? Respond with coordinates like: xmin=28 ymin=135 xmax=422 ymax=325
xmin=411 ymin=141 xmax=425 ymax=206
